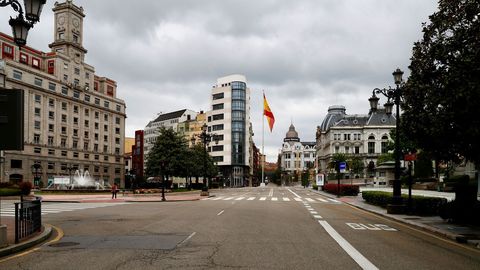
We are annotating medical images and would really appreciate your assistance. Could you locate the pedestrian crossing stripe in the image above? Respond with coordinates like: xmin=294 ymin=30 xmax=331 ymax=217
xmin=306 ymin=198 xmax=315 ymax=202
xmin=0 ymin=202 xmax=128 ymax=217
xmin=202 ymin=196 xmax=341 ymax=203
xmin=271 ymin=197 xmax=278 ymax=201
xmin=235 ymin=197 xmax=245 ymax=201
xmin=316 ymin=198 xmax=328 ymax=202
xmin=259 ymin=197 xmax=267 ymax=201
xmin=283 ymin=197 xmax=290 ymax=201
xmin=294 ymin=198 xmax=302 ymax=202
xmin=247 ymin=197 xmax=255 ymax=201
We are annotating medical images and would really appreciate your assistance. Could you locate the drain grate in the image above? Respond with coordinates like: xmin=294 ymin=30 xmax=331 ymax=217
xmin=49 ymin=242 xmax=80 ymax=247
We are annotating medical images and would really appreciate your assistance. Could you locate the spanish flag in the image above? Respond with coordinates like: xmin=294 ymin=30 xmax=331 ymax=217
xmin=263 ymin=93 xmax=275 ymax=132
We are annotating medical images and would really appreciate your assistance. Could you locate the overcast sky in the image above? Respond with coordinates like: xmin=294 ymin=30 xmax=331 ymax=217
xmin=0 ymin=0 xmax=438 ymax=162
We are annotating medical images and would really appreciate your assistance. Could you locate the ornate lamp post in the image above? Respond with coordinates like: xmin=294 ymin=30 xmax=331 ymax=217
xmin=31 ymin=163 xmax=42 ymax=188
xmin=191 ymin=123 xmax=219 ymax=191
xmin=369 ymin=68 xmax=405 ymax=213
xmin=1 ymin=0 xmax=46 ymax=47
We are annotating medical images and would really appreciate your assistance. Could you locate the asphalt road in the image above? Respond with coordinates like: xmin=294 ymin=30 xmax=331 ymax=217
xmin=1 ymin=186 xmax=479 ymax=269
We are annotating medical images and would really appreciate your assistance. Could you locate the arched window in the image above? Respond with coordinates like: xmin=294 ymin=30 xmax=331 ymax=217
xmin=368 ymin=135 xmax=376 ymax=154
xmin=381 ymin=135 xmax=389 ymax=153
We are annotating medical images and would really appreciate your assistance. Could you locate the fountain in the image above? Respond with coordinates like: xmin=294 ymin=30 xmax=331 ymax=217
xmin=45 ymin=169 xmax=109 ymax=191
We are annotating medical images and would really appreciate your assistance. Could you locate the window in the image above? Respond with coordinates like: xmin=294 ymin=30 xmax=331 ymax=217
xmin=73 ymin=140 xmax=78 ymax=149
xmin=115 ymin=138 xmax=120 ymax=144
xmin=343 ymin=134 xmax=351 ymax=141
xmin=32 ymin=58 xmax=40 ymax=69
xmin=212 ymin=145 xmax=224 ymax=152
xmin=73 ymin=152 xmax=79 ymax=158
xmin=84 ymin=120 xmax=89 ymax=127
xmin=116 ymin=104 xmax=121 ymax=112
xmin=34 ymin=107 xmax=41 ymax=116
xmin=19 ymin=53 xmax=28 ymax=64
xmin=335 ymin=146 xmax=340 ymax=154
xmin=104 ymin=135 xmax=108 ymax=142
xmin=95 ymin=123 xmax=99 ymax=130
xmin=73 ymin=117 xmax=78 ymax=125
xmin=73 ymin=129 xmax=78 ymax=137
xmin=115 ymin=156 xmax=121 ymax=162
xmin=381 ymin=135 xmax=389 ymax=154
xmin=95 ymin=98 xmax=100 ymax=105
xmin=355 ymin=146 xmax=360 ymax=154
xmin=84 ymin=131 xmax=89 ymax=138
xmin=103 ymin=166 xmax=109 ymax=173
xmin=95 ymin=111 xmax=99 ymax=119
xmin=212 ymin=156 xmax=223 ymax=162
xmin=368 ymin=142 xmax=375 ymax=154
xmin=33 ymin=134 xmax=40 ymax=144
xmin=84 ymin=142 xmax=89 ymax=151
xmin=212 ymin=93 xmax=224 ymax=100
xmin=61 ymin=151 xmax=67 ymax=157
xmin=59 ymin=32 xmax=65 ymax=40
xmin=11 ymin=160 xmax=22 ymax=169
xmin=94 ymin=133 xmax=99 ymax=140
xmin=34 ymin=94 xmax=41 ymax=103
xmin=48 ymin=136 xmax=54 ymax=145
xmin=115 ymin=148 xmax=120 ymax=155
xmin=13 ymin=70 xmax=22 ymax=80
xmin=74 ymin=68 xmax=80 ymax=75
xmin=103 ymin=145 xmax=108 ymax=153
xmin=73 ymin=105 xmax=79 ymax=113
xmin=61 ymin=87 xmax=68 ymax=95
xmin=62 ymin=102 xmax=67 ymax=110
xmin=2 ymin=43 xmax=14 ymax=59
xmin=212 ymin=124 xmax=224 ymax=131
xmin=48 ymin=149 xmax=55 ymax=155
xmin=104 ymin=101 xmax=109 ymax=108
xmin=61 ymin=138 xmax=66 ymax=147
xmin=107 ymin=85 xmax=114 ymax=96
xmin=34 ymin=147 xmax=41 ymax=154
xmin=34 ymin=77 xmax=43 ymax=87
xmin=94 ymin=144 xmax=99 ymax=152
xmin=48 ymin=162 xmax=55 ymax=170
xmin=73 ymin=90 xmax=80 ymax=99
xmin=104 ymin=114 xmax=108 ymax=121
xmin=85 ymin=72 xmax=90 ymax=79
xmin=115 ymin=168 xmax=121 ymax=174
xmin=84 ymin=95 xmax=90 ymax=102
xmin=104 ymin=125 xmax=108 ymax=132
xmin=85 ymin=108 xmax=89 ymax=116
xmin=74 ymin=78 xmax=80 ymax=87
xmin=212 ymin=114 xmax=224 ymax=121
xmin=49 ymin=124 xmax=54 ymax=132
xmin=34 ymin=121 xmax=41 ymax=130
xmin=61 ymin=126 xmax=67 ymax=135
xmin=48 ymin=98 xmax=55 ymax=107
xmin=115 ymin=128 xmax=120 ymax=135
xmin=94 ymin=155 xmax=99 ymax=161
xmin=104 ymin=155 xmax=109 ymax=161
xmin=84 ymin=153 xmax=90 ymax=159
xmin=61 ymin=114 xmax=67 ymax=123
xmin=212 ymin=103 xmax=224 ymax=110
xmin=49 ymin=111 xmax=55 ymax=120
xmin=115 ymin=117 xmax=120 ymax=125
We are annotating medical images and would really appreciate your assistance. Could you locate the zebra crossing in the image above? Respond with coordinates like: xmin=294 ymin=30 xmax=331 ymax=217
xmin=202 ymin=196 xmax=341 ymax=204
xmin=0 ymin=202 xmax=129 ymax=217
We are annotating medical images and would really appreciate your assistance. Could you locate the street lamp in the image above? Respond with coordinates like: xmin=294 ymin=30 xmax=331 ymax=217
xmin=191 ymin=123 xmax=219 ymax=191
xmin=31 ymin=163 xmax=41 ymax=188
xmin=160 ymin=160 xmax=166 ymax=201
xmin=369 ymin=68 xmax=405 ymax=213
xmin=1 ymin=0 xmax=46 ymax=47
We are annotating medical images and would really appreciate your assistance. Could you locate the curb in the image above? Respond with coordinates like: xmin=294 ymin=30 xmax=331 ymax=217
xmin=309 ymin=188 xmax=480 ymax=250
xmin=0 ymin=225 xmax=53 ymax=258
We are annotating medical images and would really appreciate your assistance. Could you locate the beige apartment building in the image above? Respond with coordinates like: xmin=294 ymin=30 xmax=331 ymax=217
xmin=0 ymin=0 xmax=126 ymax=187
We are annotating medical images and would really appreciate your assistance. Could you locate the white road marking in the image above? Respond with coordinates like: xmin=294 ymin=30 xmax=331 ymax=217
xmin=259 ymin=197 xmax=267 ymax=201
xmin=223 ymin=197 xmax=234 ymax=200
xmin=282 ymin=197 xmax=290 ymax=201
xmin=328 ymin=198 xmax=340 ymax=203
xmin=217 ymin=210 xmax=225 ymax=216
xmin=287 ymin=188 xmax=302 ymax=198
xmin=313 ymin=215 xmax=323 ymax=219
xmin=247 ymin=197 xmax=255 ymax=201
xmin=235 ymin=197 xmax=245 ymax=201
xmin=271 ymin=197 xmax=278 ymax=201
xmin=212 ymin=197 xmax=224 ymax=200
xmin=268 ymin=189 xmax=274 ymax=197
xmin=306 ymin=198 xmax=315 ymax=202
xmin=294 ymin=198 xmax=303 ymax=202
xmin=178 ymin=232 xmax=196 ymax=247
xmin=310 ymin=211 xmax=318 ymax=215
xmin=316 ymin=198 xmax=328 ymax=202
xmin=319 ymin=221 xmax=378 ymax=270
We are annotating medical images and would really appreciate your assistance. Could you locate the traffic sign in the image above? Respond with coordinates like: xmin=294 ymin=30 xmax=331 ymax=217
xmin=339 ymin=162 xmax=347 ymax=173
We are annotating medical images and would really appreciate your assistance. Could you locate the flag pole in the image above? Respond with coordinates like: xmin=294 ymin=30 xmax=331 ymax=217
xmin=261 ymin=90 xmax=265 ymax=187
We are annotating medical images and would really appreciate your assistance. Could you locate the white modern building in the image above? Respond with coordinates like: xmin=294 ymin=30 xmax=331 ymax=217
xmin=143 ymin=109 xmax=197 ymax=160
xmin=207 ymin=74 xmax=251 ymax=187
xmin=316 ymin=105 xmax=395 ymax=179
xmin=280 ymin=124 xmax=317 ymax=176
xmin=0 ymin=0 xmax=126 ymax=187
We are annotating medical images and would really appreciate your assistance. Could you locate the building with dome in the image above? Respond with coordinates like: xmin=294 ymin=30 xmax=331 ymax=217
xmin=280 ymin=124 xmax=316 ymax=183
xmin=316 ymin=105 xmax=395 ymax=181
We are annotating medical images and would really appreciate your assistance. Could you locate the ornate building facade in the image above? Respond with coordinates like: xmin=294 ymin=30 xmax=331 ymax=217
xmin=0 ymin=0 xmax=126 ymax=187
xmin=280 ymin=124 xmax=316 ymax=182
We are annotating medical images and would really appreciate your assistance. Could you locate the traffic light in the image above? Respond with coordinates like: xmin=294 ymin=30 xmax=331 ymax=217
xmin=0 ymin=88 xmax=24 ymax=150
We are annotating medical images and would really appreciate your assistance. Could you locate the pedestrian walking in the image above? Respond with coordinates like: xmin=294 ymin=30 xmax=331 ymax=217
xmin=112 ymin=183 xmax=118 ymax=199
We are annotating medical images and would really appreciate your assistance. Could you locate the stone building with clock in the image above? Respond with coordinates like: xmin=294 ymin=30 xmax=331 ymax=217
xmin=0 ymin=0 xmax=126 ymax=187
xmin=315 ymin=105 xmax=395 ymax=180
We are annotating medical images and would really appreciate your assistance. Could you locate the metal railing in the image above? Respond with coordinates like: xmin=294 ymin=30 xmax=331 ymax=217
xmin=14 ymin=198 xmax=42 ymax=244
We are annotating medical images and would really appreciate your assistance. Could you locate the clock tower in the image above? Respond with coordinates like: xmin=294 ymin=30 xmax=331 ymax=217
xmin=49 ymin=0 xmax=87 ymax=63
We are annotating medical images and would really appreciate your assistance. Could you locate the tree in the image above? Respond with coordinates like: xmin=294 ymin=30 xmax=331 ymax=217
xmin=145 ymin=127 xmax=188 ymax=180
xmin=348 ymin=156 xmax=364 ymax=177
xmin=414 ymin=151 xmax=434 ymax=179
xmin=403 ymin=0 xmax=480 ymax=166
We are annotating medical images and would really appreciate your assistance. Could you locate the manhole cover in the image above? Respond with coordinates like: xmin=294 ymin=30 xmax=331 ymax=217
xmin=49 ymin=242 xmax=80 ymax=247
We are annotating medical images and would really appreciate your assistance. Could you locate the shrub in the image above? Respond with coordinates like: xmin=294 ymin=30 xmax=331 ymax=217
xmin=0 ymin=188 xmax=22 ymax=196
xmin=362 ymin=191 xmax=447 ymax=216
xmin=18 ymin=181 xmax=33 ymax=195
xmin=312 ymin=184 xmax=318 ymax=190
xmin=0 ymin=182 xmax=14 ymax=188
xmin=439 ymin=200 xmax=480 ymax=225
xmin=323 ymin=184 xmax=359 ymax=196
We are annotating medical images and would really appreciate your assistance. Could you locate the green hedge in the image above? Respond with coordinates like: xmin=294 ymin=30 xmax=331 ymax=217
xmin=362 ymin=191 xmax=447 ymax=216
xmin=0 ymin=188 xmax=22 ymax=197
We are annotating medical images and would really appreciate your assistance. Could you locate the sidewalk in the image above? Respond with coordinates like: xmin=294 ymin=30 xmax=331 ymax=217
xmin=37 ymin=191 xmax=202 ymax=203
xmin=311 ymin=188 xmax=480 ymax=249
